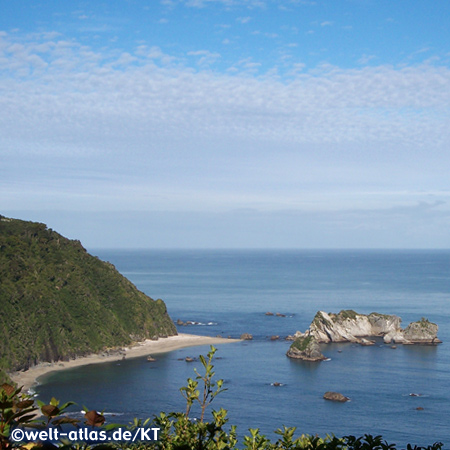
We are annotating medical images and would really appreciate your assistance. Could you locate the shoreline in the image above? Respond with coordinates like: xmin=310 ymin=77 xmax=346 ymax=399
xmin=10 ymin=333 xmax=240 ymax=393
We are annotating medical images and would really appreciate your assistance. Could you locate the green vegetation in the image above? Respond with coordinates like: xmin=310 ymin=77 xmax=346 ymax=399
xmin=0 ymin=347 xmax=444 ymax=450
xmin=0 ymin=216 xmax=176 ymax=381
xmin=368 ymin=313 xmax=392 ymax=319
xmin=336 ymin=310 xmax=358 ymax=321
xmin=418 ymin=318 xmax=431 ymax=327
xmin=290 ymin=335 xmax=314 ymax=352
xmin=312 ymin=312 xmax=332 ymax=329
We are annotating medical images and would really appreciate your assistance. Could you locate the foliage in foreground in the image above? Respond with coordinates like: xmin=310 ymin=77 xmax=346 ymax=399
xmin=0 ymin=347 xmax=444 ymax=450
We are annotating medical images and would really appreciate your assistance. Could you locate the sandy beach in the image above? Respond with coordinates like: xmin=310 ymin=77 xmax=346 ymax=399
xmin=10 ymin=333 xmax=239 ymax=393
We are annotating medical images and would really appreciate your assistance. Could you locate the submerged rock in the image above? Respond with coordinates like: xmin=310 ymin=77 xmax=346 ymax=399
xmin=323 ymin=391 xmax=350 ymax=402
xmin=286 ymin=336 xmax=326 ymax=361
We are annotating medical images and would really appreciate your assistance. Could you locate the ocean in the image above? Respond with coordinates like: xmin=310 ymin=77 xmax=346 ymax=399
xmin=35 ymin=250 xmax=450 ymax=447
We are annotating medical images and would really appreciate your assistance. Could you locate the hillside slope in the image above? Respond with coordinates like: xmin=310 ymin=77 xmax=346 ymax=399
xmin=0 ymin=215 xmax=177 ymax=381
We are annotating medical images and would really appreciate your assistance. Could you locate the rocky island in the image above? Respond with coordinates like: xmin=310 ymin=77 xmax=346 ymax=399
xmin=287 ymin=310 xmax=441 ymax=361
xmin=286 ymin=335 xmax=327 ymax=361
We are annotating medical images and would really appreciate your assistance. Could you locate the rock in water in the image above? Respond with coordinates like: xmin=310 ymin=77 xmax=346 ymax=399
xmin=286 ymin=331 xmax=304 ymax=341
xmin=323 ymin=391 xmax=350 ymax=402
xmin=240 ymin=333 xmax=253 ymax=340
xmin=403 ymin=318 xmax=441 ymax=344
xmin=308 ymin=310 xmax=402 ymax=343
xmin=304 ymin=310 xmax=441 ymax=345
xmin=286 ymin=336 xmax=326 ymax=361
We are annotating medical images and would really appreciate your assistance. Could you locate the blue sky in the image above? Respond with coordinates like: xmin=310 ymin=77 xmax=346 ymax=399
xmin=1 ymin=0 xmax=450 ymax=248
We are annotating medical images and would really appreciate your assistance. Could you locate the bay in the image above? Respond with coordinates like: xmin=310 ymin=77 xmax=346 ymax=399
xmin=36 ymin=250 xmax=450 ymax=447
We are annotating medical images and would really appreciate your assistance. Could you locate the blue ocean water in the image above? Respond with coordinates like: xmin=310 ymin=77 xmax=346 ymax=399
xmin=36 ymin=250 xmax=450 ymax=447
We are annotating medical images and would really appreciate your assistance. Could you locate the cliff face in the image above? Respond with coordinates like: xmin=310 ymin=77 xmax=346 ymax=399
xmin=307 ymin=310 xmax=402 ymax=343
xmin=0 ymin=216 xmax=177 ymax=381
xmin=384 ymin=318 xmax=440 ymax=344
xmin=305 ymin=310 xmax=440 ymax=345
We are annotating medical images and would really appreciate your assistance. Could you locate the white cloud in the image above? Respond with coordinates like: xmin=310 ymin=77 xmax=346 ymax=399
xmin=1 ymin=31 xmax=450 ymax=229
xmin=358 ymin=54 xmax=376 ymax=65
xmin=187 ymin=49 xmax=221 ymax=66
xmin=1 ymin=33 xmax=449 ymax=151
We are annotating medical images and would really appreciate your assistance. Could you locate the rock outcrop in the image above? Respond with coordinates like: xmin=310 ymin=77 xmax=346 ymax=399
xmin=323 ymin=391 xmax=350 ymax=402
xmin=385 ymin=318 xmax=442 ymax=344
xmin=240 ymin=333 xmax=253 ymax=340
xmin=286 ymin=336 xmax=326 ymax=361
xmin=307 ymin=310 xmax=402 ymax=344
xmin=286 ymin=310 xmax=441 ymax=366
xmin=286 ymin=331 xmax=303 ymax=341
xmin=304 ymin=310 xmax=440 ymax=345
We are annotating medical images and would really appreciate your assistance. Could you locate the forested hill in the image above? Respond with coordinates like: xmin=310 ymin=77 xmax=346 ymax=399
xmin=0 ymin=215 xmax=177 ymax=382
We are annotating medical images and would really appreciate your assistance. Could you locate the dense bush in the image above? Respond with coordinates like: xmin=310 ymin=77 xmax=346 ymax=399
xmin=0 ymin=216 xmax=176 ymax=380
xmin=0 ymin=347 xmax=444 ymax=450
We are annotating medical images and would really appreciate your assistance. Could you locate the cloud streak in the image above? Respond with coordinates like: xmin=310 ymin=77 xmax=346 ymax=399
xmin=2 ymin=31 xmax=449 ymax=152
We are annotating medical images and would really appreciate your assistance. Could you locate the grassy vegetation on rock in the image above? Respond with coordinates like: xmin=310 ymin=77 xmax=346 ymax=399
xmin=337 ymin=310 xmax=358 ymax=321
xmin=290 ymin=335 xmax=314 ymax=352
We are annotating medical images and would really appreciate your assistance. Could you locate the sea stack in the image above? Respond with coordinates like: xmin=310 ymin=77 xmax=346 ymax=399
xmin=286 ymin=335 xmax=326 ymax=361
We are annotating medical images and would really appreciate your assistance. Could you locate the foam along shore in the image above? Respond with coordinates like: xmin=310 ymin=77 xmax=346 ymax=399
xmin=10 ymin=333 xmax=239 ymax=393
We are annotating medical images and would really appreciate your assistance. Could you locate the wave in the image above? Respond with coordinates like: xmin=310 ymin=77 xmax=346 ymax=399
xmin=181 ymin=321 xmax=218 ymax=326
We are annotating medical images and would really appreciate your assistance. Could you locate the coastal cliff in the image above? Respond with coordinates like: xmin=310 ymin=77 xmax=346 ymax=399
xmin=384 ymin=317 xmax=441 ymax=344
xmin=0 ymin=216 xmax=177 ymax=383
xmin=305 ymin=310 xmax=440 ymax=345
xmin=287 ymin=310 xmax=441 ymax=361
xmin=307 ymin=310 xmax=402 ymax=344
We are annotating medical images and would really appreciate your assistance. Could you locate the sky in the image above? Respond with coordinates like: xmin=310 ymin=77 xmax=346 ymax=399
xmin=1 ymin=0 xmax=450 ymax=249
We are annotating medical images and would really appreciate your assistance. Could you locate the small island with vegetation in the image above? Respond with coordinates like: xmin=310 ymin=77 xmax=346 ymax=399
xmin=287 ymin=310 xmax=441 ymax=361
